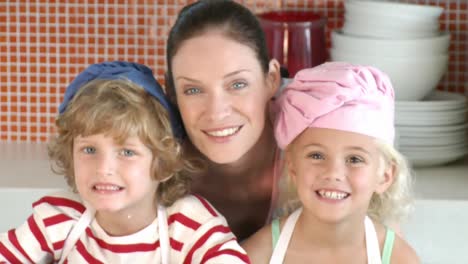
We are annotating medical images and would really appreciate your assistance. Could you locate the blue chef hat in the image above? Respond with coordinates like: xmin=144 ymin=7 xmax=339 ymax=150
xmin=59 ymin=61 xmax=185 ymax=139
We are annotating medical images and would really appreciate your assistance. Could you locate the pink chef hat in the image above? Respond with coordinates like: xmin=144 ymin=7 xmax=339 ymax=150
xmin=274 ymin=62 xmax=395 ymax=149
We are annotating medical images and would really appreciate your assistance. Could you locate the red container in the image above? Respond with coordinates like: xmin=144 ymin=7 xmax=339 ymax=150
xmin=257 ymin=11 xmax=327 ymax=77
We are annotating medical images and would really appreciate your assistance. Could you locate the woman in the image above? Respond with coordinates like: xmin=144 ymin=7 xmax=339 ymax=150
xmin=165 ymin=0 xmax=287 ymax=241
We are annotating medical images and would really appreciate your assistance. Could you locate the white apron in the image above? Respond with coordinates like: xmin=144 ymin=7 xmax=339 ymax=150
xmin=58 ymin=205 xmax=170 ymax=264
xmin=269 ymin=208 xmax=382 ymax=264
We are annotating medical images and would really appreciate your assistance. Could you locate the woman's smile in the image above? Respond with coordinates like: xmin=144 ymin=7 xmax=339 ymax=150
xmin=203 ymin=125 xmax=243 ymax=138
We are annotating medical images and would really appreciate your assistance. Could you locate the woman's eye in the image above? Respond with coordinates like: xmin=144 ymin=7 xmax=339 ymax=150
xmin=121 ymin=149 xmax=135 ymax=157
xmin=82 ymin=147 xmax=96 ymax=154
xmin=184 ymin=87 xmax=201 ymax=95
xmin=307 ymin=152 xmax=323 ymax=160
xmin=231 ymin=81 xmax=247 ymax=90
xmin=347 ymin=156 xmax=364 ymax=164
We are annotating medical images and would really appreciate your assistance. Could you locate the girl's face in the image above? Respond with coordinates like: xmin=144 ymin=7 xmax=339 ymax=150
xmin=171 ymin=31 xmax=278 ymax=164
xmin=73 ymin=133 xmax=158 ymax=219
xmin=286 ymin=128 xmax=393 ymax=223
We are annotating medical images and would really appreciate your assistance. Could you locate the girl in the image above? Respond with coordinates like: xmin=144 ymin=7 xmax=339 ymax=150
xmin=242 ymin=62 xmax=420 ymax=263
xmin=0 ymin=61 xmax=249 ymax=263
xmin=165 ymin=0 xmax=287 ymax=241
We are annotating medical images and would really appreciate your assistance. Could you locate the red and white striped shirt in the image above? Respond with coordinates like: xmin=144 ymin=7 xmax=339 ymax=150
xmin=0 ymin=191 xmax=250 ymax=263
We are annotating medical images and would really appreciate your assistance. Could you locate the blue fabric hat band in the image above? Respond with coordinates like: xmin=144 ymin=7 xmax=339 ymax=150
xmin=59 ymin=61 xmax=184 ymax=139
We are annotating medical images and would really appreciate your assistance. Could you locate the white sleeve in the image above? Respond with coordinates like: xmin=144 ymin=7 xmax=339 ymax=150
xmin=0 ymin=192 xmax=81 ymax=264
xmin=0 ymin=211 xmax=55 ymax=263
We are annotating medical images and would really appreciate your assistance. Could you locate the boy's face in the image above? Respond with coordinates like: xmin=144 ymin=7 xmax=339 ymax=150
xmin=73 ymin=133 xmax=158 ymax=221
xmin=286 ymin=127 xmax=393 ymax=223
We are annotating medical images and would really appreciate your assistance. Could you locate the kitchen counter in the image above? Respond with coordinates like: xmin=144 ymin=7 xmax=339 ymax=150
xmin=0 ymin=142 xmax=67 ymax=189
xmin=401 ymin=157 xmax=468 ymax=263
xmin=0 ymin=142 xmax=467 ymax=262
xmin=412 ymin=157 xmax=468 ymax=200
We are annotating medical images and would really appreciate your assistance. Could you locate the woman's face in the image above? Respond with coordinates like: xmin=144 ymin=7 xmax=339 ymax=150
xmin=171 ymin=31 xmax=278 ymax=164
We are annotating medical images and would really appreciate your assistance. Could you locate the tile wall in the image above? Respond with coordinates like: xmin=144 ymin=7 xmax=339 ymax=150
xmin=1 ymin=0 xmax=466 ymax=142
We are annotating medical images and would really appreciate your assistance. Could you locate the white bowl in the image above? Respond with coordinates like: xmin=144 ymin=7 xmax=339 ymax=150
xmin=343 ymin=13 xmax=440 ymax=39
xmin=344 ymin=0 xmax=443 ymax=39
xmin=342 ymin=20 xmax=440 ymax=39
xmin=331 ymin=30 xmax=450 ymax=57
xmin=400 ymin=142 xmax=467 ymax=153
xmin=395 ymin=108 xmax=467 ymax=126
xmin=397 ymin=129 xmax=467 ymax=139
xmin=396 ymin=122 xmax=468 ymax=134
xmin=345 ymin=0 xmax=443 ymax=20
xmin=403 ymin=148 xmax=467 ymax=167
xmin=330 ymin=50 xmax=448 ymax=100
xmin=344 ymin=13 xmax=440 ymax=29
xmin=396 ymin=91 xmax=467 ymax=111
xmin=399 ymin=131 xmax=466 ymax=147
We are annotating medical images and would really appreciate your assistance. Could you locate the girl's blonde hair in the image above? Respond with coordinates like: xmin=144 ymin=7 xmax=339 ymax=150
xmin=368 ymin=140 xmax=413 ymax=225
xmin=48 ymin=79 xmax=198 ymax=206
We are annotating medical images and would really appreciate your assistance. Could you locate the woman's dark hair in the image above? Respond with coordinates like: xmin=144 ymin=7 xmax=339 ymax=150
xmin=165 ymin=0 xmax=270 ymax=102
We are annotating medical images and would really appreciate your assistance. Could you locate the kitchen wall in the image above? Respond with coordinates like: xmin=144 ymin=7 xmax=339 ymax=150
xmin=1 ymin=0 xmax=467 ymax=142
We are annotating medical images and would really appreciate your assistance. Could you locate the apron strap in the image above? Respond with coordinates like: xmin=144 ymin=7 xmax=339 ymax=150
xmin=365 ymin=215 xmax=382 ymax=264
xmin=268 ymin=212 xmax=382 ymax=264
xmin=58 ymin=207 xmax=95 ymax=264
xmin=269 ymin=207 xmax=302 ymax=264
xmin=59 ymin=204 xmax=170 ymax=263
xmin=158 ymin=204 xmax=170 ymax=264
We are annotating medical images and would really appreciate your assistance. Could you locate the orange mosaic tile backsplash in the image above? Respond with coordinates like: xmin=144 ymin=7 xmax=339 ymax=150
xmin=1 ymin=0 xmax=467 ymax=142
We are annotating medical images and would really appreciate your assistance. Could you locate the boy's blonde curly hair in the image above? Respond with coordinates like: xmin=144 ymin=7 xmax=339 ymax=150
xmin=48 ymin=79 xmax=199 ymax=206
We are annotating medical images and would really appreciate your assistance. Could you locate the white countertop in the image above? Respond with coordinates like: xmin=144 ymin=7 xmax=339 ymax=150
xmin=0 ymin=142 xmax=467 ymax=200
xmin=412 ymin=158 xmax=468 ymax=200
xmin=0 ymin=142 xmax=67 ymax=189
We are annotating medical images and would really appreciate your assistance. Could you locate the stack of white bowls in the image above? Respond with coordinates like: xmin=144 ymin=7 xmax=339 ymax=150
xmin=328 ymin=0 xmax=466 ymax=167
xmin=342 ymin=0 xmax=442 ymax=38
xmin=330 ymin=0 xmax=449 ymax=101
xmin=395 ymin=91 xmax=467 ymax=167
